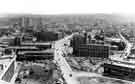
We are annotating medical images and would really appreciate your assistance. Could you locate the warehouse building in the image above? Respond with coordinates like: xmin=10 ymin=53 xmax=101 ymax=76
xmin=77 ymin=44 xmax=109 ymax=58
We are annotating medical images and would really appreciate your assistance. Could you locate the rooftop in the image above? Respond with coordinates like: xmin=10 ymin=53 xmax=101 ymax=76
xmin=0 ymin=54 xmax=16 ymax=79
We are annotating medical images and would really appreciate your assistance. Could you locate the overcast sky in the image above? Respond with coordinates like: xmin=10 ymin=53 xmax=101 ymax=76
xmin=0 ymin=0 xmax=134 ymax=14
xmin=0 ymin=0 xmax=135 ymax=20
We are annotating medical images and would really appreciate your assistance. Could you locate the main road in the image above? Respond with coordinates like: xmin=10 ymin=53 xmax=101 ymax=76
xmin=53 ymin=33 xmax=79 ymax=84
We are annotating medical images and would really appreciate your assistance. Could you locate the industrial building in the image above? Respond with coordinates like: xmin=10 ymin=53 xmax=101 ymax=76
xmin=78 ymin=44 xmax=109 ymax=58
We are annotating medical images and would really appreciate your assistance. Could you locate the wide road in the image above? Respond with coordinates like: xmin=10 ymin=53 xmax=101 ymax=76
xmin=54 ymin=33 xmax=79 ymax=84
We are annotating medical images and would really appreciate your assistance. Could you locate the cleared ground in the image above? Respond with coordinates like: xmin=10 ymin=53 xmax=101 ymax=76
xmin=15 ymin=60 xmax=63 ymax=84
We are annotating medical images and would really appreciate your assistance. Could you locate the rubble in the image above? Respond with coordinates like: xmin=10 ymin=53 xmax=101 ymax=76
xmin=65 ymin=56 xmax=105 ymax=73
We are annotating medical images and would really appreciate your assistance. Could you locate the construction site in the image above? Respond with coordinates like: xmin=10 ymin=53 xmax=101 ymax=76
xmin=0 ymin=15 xmax=135 ymax=84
